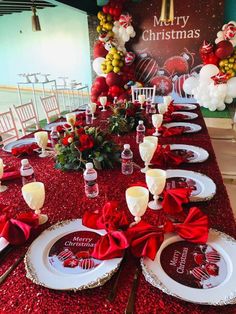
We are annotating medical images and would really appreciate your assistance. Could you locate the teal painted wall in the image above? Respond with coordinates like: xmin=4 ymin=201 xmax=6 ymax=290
xmin=225 ymin=0 xmax=236 ymax=21
xmin=0 ymin=4 xmax=92 ymax=87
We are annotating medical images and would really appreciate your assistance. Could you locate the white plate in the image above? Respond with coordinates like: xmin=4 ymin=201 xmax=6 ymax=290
xmin=171 ymin=111 xmax=198 ymax=120
xmin=25 ymin=219 xmax=122 ymax=291
xmin=3 ymin=138 xmax=37 ymax=153
xmin=163 ymin=122 xmax=202 ymax=133
xmin=44 ymin=121 xmax=66 ymax=131
xmin=166 ymin=169 xmax=216 ymax=201
xmin=168 ymin=144 xmax=209 ymax=163
xmin=141 ymin=229 xmax=236 ymax=305
xmin=62 ymin=110 xmax=85 ymax=118
xmin=174 ymin=104 xmax=197 ymax=111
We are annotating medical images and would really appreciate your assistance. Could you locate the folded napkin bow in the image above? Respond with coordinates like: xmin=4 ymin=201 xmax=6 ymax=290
xmin=11 ymin=143 xmax=39 ymax=157
xmin=151 ymin=145 xmax=188 ymax=168
xmin=2 ymin=166 xmax=21 ymax=182
xmin=82 ymin=201 xmax=129 ymax=232
xmin=164 ymin=207 xmax=209 ymax=244
xmin=164 ymin=113 xmax=188 ymax=123
xmin=158 ymin=126 xmax=187 ymax=137
xmin=82 ymin=201 xmax=208 ymax=261
xmin=0 ymin=211 xmax=39 ymax=245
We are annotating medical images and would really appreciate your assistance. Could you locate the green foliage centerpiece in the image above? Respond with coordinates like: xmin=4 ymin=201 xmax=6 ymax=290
xmin=55 ymin=124 xmax=120 ymax=171
xmin=108 ymin=101 xmax=147 ymax=135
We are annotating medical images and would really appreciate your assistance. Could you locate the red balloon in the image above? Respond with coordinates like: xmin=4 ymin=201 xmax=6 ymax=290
xmin=93 ymin=41 xmax=107 ymax=58
xmin=215 ymin=40 xmax=234 ymax=59
xmin=106 ymin=72 xmax=123 ymax=87
xmin=113 ymin=8 xmax=121 ymax=17
xmin=103 ymin=5 xmax=109 ymax=14
xmin=204 ymin=54 xmax=219 ymax=66
xmin=94 ymin=76 xmax=109 ymax=92
xmin=108 ymin=85 xmax=123 ymax=97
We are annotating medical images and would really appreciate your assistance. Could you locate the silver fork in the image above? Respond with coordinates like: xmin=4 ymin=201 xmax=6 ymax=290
xmin=0 ymin=255 xmax=24 ymax=285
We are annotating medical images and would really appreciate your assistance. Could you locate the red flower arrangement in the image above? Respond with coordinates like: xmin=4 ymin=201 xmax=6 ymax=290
xmin=55 ymin=125 xmax=120 ymax=171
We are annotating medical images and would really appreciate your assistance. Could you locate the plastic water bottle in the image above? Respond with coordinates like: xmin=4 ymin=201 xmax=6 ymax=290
xmin=136 ymin=120 xmax=145 ymax=144
xmin=83 ymin=162 xmax=99 ymax=198
xmin=50 ymin=126 xmax=58 ymax=149
xmin=20 ymin=159 xmax=36 ymax=186
xmin=86 ymin=107 xmax=92 ymax=125
xmin=121 ymin=144 xmax=133 ymax=175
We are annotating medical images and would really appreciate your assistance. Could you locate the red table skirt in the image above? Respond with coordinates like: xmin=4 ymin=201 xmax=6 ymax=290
xmin=0 ymin=105 xmax=235 ymax=313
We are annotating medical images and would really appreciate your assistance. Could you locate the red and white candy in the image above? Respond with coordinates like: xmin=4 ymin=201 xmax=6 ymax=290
xmin=190 ymin=266 xmax=210 ymax=281
xmin=63 ymin=258 xmax=79 ymax=268
xmin=205 ymin=250 xmax=221 ymax=263
xmin=223 ymin=23 xmax=236 ymax=40
xmin=125 ymin=52 xmax=135 ymax=65
xmin=58 ymin=249 xmax=73 ymax=261
xmin=119 ymin=14 xmax=132 ymax=28
xmin=78 ymin=258 xmax=96 ymax=270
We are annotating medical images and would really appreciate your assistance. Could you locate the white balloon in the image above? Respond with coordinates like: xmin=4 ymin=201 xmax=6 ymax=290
xmin=92 ymin=57 xmax=105 ymax=76
xmin=209 ymin=104 xmax=217 ymax=111
xmin=112 ymin=26 xmax=119 ymax=33
xmin=183 ymin=77 xmax=199 ymax=95
xmin=218 ymin=104 xmax=226 ymax=111
xmin=199 ymin=64 xmax=219 ymax=81
xmin=225 ymin=96 xmax=233 ymax=104
xmin=126 ymin=26 xmax=134 ymax=35
xmin=130 ymin=31 xmax=136 ymax=38
xmin=122 ymin=32 xmax=129 ymax=42
xmin=119 ymin=27 xmax=124 ymax=35
xmin=226 ymin=77 xmax=236 ymax=98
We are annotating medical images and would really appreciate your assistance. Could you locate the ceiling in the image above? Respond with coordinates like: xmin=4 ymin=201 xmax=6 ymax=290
xmin=0 ymin=0 xmax=57 ymax=16
xmin=56 ymin=0 xmax=99 ymax=15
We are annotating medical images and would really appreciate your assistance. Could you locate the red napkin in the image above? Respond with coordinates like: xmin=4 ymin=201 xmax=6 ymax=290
xmin=151 ymin=145 xmax=188 ymax=168
xmin=162 ymin=188 xmax=191 ymax=215
xmin=11 ymin=143 xmax=39 ymax=157
xmin=164 ymin=113 xmax=188 ymax=123
xmin=126 ymin=221 xmax=164 ymax=260
xmin=2 ymin=166 xmax=21 ymax=182
xmin=0 ymin=212 xmax=39 ymax=245
xmin=164 ymin=207 xmax=209 ymax=244
xmin=91 ymin=230 xmax=129 ymax=260
xmin=159 ymin=126 xmax=187 ymax=137
xmin=82 ymin=201 xmax=129 ymax=232
xmin=167 ymin=101 xmax=182 ymax=113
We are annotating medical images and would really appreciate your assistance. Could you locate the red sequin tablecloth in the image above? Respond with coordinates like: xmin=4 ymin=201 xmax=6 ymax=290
xmin=0 ymin=105 xmax=236 ymax=314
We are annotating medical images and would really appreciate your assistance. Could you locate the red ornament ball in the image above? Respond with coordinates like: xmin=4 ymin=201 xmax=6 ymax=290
xmin=106 ymin=72 xmax=123 ymax=87
xmin=150 ymin=75 xmax=173 ymax=96
xmin=164 ymin=56 xmax=189 ymax=75
xmin=93 ymin=41 xmax=107 ymax=58
xmin=215 ymin=40 xmax=234 ymax=59
xmin=135 ymin=56 xmax=159 ymax=84
xmin=173 ymin=74 xmax=191 ymax=98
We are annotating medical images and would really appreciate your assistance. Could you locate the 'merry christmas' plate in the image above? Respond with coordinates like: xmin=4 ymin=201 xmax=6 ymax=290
xmin=25 ymin=219 xmax=122 ymax=290
xmin=171 ymin=111 xmax=198 ymax=120
xmin=168 ymin=144 xmax=209 ymax=163
xmin=43 ymin=121 xmax=66 ymax=131
xmin=163 ymin=122 xmax=202 ymax=133
xmin=174 ymin=104 xmax=197 ymax=111
xmin=3 ymin=138 xmax=37 ymax=153
xmin=141 ymin=229 xmax=236 ymax=305
xmin=166 ymin=169 xmax=216 ymax=201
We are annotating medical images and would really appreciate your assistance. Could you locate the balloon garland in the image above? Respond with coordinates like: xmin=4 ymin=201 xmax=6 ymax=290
xmin=91 ymin=0 xmax=141 ymax=104
xmin=183 ymin=21 xmax=236 ymax=111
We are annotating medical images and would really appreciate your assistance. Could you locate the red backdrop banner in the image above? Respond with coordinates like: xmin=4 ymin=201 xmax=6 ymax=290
xmin=126 ymin=0 xmax=225 ymax=99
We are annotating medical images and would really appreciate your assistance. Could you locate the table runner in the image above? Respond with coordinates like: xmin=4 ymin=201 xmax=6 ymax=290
xmin=0 ymin=105 xmax=236 ymax=313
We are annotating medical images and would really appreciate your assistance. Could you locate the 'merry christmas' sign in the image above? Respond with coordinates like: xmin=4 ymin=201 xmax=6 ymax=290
xmin=126 ymin=0 xmax=225 ymax=98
